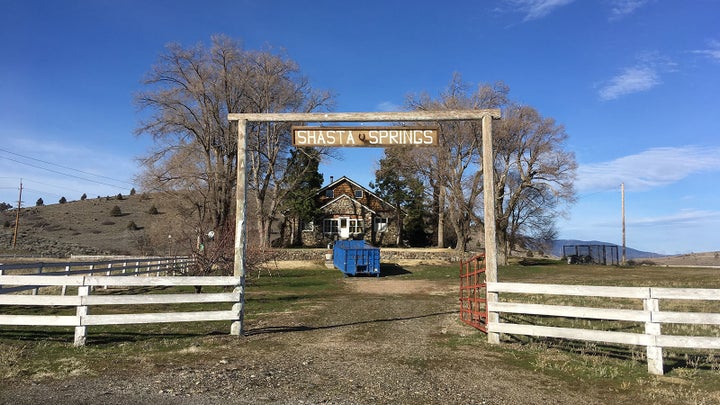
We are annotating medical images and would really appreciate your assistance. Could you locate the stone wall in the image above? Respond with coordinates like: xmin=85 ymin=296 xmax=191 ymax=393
xmin=273 ymin=247 xmax=475 ymax=263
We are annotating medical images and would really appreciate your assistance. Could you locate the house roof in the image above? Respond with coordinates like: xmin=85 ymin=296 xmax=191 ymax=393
xmin=317 ymin=176 xmax=394 ymax=210
xmin=319 ymin=194 xmax=377 ymax=214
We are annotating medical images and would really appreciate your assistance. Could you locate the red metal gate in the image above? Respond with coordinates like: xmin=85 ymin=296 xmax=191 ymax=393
xmin=459 ymin=254 xmax=487 ymax=332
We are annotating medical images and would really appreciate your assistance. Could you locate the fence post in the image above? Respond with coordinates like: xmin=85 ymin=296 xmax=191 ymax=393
xmin=33 ymin=264 xmax=43 ymax=295
xmin=74 ymin=282 xmax=90 ymax=347
xmin=61 ymin=265 xmax=70 ymax=296
xmin=135 ymin=261 xmax=140 ymax=276
xmin=230 ymin=285 xmax=244 ymax=336
xmin=645 ymin=289 xmax=664 ymax=375
xmin=104 ymin=263 xmax=112 ymax=289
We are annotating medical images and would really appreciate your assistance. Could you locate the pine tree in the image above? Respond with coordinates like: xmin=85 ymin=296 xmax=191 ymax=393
xmin=282 ymin=148 xmax=323 ymax=246
xmin=372 ymin=151 xmax=428 ymax=246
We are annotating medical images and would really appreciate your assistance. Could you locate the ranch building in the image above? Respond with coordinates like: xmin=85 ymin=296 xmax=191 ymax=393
xmin=294 ymin=176 xmax=401 ymax=247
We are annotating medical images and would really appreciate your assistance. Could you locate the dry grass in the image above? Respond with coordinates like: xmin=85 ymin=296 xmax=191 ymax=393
xmin=1 ymin=193 xmax=175 ymax=256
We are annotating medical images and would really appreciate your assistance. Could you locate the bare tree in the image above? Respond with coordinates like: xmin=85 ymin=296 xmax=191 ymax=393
xmin=136 ymin=36 xmax=245 ymax=233
xmin=494 ymin=104 xmax=576 ymax=263
xmin=135 ymin=36 xmax=333 ymax=250
xmin=243 ymin=51 xmax=334 ymax=247
xmin=405 ymin=74 xmax=508 ymax=252
xmin=404 ymin=74 xmax=576 ymax=262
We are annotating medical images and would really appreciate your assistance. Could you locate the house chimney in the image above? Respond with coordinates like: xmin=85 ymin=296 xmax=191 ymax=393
xmin=330 ymin=176 xmax=334 ymax=184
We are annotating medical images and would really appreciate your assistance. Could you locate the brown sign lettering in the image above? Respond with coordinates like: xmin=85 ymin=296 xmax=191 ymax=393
xmin=291 ymin=126 xmax=438 ymax=147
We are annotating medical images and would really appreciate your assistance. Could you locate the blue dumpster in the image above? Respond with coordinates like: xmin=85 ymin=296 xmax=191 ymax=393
xmin=332 ymin=240 xmax=381 ymax=277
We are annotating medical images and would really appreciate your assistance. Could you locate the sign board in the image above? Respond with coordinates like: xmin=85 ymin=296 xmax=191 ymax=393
xmin=291 ymin=126 xmax=438 ymax=147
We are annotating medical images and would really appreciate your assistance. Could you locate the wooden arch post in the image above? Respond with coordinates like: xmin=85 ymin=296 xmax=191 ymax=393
xmin=227 ymin=110 xmax=501 ymax=336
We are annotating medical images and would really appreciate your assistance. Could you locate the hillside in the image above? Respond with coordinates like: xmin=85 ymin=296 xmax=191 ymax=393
xmin=644 ymin=251 xmax=720 ymax=267
xmin=0 ymin=193 xmax=181 ymax=257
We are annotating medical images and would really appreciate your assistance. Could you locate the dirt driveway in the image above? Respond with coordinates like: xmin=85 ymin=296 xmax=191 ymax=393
xmin=0 ymin=276 xmax=697 ymax=404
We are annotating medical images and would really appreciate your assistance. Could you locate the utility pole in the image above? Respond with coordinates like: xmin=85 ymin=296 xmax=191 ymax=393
xmin=621 ymin=182 xmax=626 ymax=266
xmin=12 ymin=179 xmax=22 ymax=249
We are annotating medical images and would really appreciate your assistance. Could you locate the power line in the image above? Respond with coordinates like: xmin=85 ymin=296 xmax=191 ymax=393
xmin=0 ymin=155 xmax=132 ymax=190
xmin=0 ymin=147 xmax=135 ymax=187
xmin=23 ymin=177 xmax=88 ymax=195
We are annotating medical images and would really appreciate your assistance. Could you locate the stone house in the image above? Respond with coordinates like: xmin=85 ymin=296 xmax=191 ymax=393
xmin=299 ymin=176 xmax=400 ymax=247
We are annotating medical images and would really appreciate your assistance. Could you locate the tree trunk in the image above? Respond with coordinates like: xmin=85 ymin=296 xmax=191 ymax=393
xmin=451 ymin=219 xmax=468 ymax=253
xmin=290 ymin=217 xmax=302 ymax=246
xmin=498 ymin=240 xmax=509 ymax=266
xmin=395 ymin=202 xmax=403 ymax=246
xmin=257 ymin=216 xmax=272 ymax=248
xmin=437 ymin=186 xmax=445 ymax=248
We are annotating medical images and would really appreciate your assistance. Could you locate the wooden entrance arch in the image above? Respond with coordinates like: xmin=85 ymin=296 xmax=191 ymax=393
xmin=227 ymin=110 xmax=501 ymax=342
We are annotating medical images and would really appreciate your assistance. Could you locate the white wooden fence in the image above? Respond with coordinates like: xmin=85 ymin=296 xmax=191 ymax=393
xmin=0 ymin=272 xmax=242 ymax=346
xmin=0 ymin=257 xmax=194 ymax=295
xmin=486 ymin=282 xmax=720 ymax=375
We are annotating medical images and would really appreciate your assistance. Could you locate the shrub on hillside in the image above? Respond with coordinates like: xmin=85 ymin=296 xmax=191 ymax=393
xmin=80 ymin=193 xmax=87 ymax=201
xmin=110 ymin=205 xmax=122 ymax=217
xmin=127 ymin=220 xmax=139 ymax=230
xmin=116 ymin=193 xmax=124 ymax=200
xmin=36 ymin=198 xmax=44 ymax=206
xmin=59 ymin=196 xmax=67 ymax=204
xmin=147 ymin=205 xmax=159 ymax=215
xmin=130 ymin=188 xmax=136 ymax=196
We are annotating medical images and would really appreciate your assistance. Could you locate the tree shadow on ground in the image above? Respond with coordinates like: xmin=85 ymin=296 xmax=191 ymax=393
xmin=244 ymin=310 xmax=455 ymax=337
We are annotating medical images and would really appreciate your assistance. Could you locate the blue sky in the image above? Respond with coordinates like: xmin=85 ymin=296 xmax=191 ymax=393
xmin=1 ymin=0 xmax=719 ymax=254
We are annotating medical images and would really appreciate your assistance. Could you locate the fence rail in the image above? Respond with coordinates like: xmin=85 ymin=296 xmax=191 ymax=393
xmin=0 ymin=257 xmax=194 ymax=295
xmin=486 ymin=282 xmax=720 ymax=375
xmin=0 ymin=260 xmax=242 ymax=346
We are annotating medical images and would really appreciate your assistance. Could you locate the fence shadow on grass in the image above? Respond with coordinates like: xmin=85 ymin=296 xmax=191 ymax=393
xmin=86 ymin=330 xmax=227 ymax=345
xmin=0 ymin=329 xmax=77 ymax=343
xmin=0 ymin=327 xmax=227 ymax=345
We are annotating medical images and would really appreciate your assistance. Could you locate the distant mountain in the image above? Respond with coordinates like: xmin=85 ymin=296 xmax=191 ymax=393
xmin=551 ymin=239 xmax=665 ymax=260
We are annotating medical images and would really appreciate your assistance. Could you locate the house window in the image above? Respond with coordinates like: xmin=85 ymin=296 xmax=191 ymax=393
xmin=325 ymin=189 xmax=334 ymax=198
xmin=323 ymin=219 xmax=338 ymax=234
xmin=374 ymin=217 xmax=388 ymax=233
xmin=354 ymin=190 xmax=363 ymax=198
xmin=349 ymin=219 xmax=364 ymax=234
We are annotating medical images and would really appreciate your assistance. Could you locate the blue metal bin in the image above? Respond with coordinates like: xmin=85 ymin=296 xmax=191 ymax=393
xmin=332 ymin=240 xmax=381 ymax=277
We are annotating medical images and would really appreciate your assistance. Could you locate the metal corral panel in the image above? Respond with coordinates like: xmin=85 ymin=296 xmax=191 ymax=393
xmin=333 ymin=240 xmax=381 ymax=277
